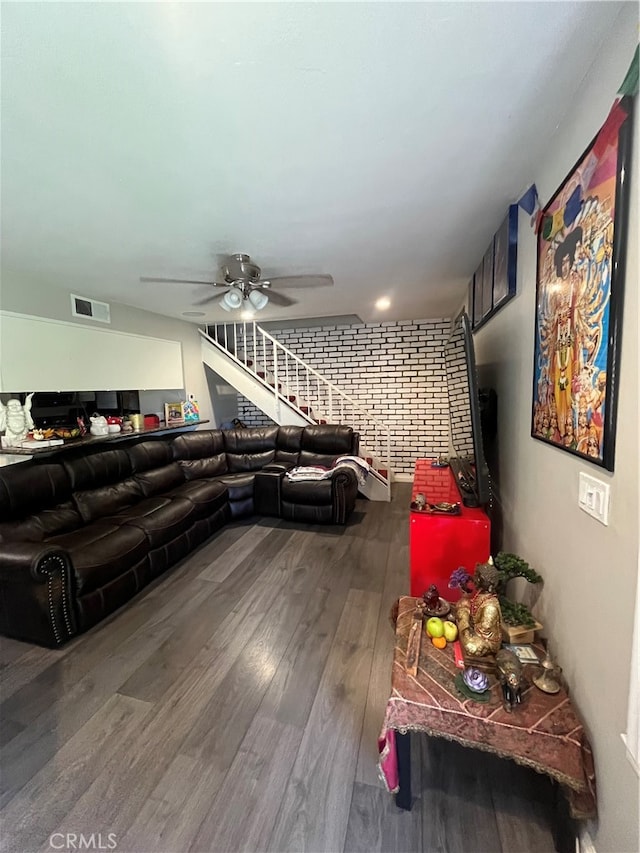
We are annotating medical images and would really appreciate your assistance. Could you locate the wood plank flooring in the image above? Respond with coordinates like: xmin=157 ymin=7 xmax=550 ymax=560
xmin=0 ymin=484 xmax=558 ymax=853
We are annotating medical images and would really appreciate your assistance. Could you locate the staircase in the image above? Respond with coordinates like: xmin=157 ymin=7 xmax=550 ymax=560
xmin=200 ymin=323 xmax=391 ymax=501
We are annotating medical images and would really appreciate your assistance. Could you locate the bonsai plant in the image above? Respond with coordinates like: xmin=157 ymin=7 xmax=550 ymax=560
xmin=493 ymin=551 xmax=543 ymax=628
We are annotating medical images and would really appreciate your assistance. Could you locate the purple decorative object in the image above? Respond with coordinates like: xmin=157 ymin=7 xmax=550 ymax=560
xmin=449 ymin=567 xmax=472 ymax=591
xmin=463 ymin=667 xmax=489 ymax=693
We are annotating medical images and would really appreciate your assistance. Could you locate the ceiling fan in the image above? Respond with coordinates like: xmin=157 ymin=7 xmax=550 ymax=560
xmin=140 ymin=253 xmax=333 ymax=311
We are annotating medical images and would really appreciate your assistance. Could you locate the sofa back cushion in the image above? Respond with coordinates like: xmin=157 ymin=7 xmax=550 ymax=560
xmin=134 ymin=464 xmax=185 ymax=498
xmin=223 ymin=427 xmax=278 ymax=473
xmin=63 ymin=449 xmax=142 ymax=524
xmin=275 ymin=425 xmax=304 ymax=467
xmin=0 ymin=501 xmax=82 ymax=543
xmin=298 ymin=425 xmax=357 ymax=467
xmin=171 ymin=431 xmax=228 ymax=481
xmin=64 ymin=449 xmax=132 ymax=491
xmin=0 ymin=463 xmax=80 ymax=542
xmin=0 ymin=463 xmax=71 ymax=520
xmin=127 ymin=440 xmax=173 ymax=473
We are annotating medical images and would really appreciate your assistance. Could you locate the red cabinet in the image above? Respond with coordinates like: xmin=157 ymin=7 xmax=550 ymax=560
xmin=409 ymin=459 xmax=490 ymax=600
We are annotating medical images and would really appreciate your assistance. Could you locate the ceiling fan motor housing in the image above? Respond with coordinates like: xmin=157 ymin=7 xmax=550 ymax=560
xmin=223 ymin=253 xmax=261 ymax=283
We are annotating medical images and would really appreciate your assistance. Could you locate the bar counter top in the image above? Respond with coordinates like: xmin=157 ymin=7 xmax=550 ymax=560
xmin=0 ymin=420 xmax=210 ymax=463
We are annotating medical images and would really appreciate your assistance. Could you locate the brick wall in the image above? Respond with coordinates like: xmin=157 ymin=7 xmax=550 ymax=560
xmin=236 ymin=318 xmax=451 ymax=477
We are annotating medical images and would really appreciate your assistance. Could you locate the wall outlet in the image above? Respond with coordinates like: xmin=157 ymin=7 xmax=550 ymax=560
xmin=578 ymin=472 xmax=610 ymax=525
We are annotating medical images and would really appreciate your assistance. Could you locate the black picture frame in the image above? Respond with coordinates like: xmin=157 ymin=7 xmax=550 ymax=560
xmin=472 ymin=260 xmax=483 ymax=328
xmin=471 ymin=204 xmax=518 ymax=331
xmin=531 ymin=96 xmax=633 ymax=471
xmin=493 ymin=205 xmax=518 ymax=309
xmin=481 ymin=243 xmax=494 ymax=319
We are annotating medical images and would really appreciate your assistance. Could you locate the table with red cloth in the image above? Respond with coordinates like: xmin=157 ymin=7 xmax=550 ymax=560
xmin=378 ymin=596 xmax=597 ymax=820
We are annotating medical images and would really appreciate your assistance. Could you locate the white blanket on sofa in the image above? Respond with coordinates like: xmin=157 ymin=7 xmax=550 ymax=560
xmin=285 ymin=455 xmax=370 ymax=487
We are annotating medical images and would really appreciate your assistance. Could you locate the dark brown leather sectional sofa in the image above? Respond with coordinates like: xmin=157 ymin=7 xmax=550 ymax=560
xmin=0 ymin=424 xmax=360 ymax=648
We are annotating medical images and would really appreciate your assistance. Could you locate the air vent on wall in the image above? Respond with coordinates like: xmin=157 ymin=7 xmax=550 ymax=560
xmin=70 ymin=293 xmax=111 ymax=324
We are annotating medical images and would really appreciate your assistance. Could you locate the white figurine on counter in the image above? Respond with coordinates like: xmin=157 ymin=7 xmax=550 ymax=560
xmin=0 ymin=393 xmax=35 ymax=447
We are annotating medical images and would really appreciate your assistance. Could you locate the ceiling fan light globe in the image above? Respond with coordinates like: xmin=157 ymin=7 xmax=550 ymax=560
xmin=222 ymin=288 xmax=243 ymax=310
xmin=249 ymin=289 xmax=269 ymax=310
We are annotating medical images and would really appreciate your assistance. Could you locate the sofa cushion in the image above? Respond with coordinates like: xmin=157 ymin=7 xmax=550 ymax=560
xmin=127 ymin=440 xmax=174 ymax=473
xmin=63 ymin=449 xmax=132 ymax=491
xmin=134 ymin=463 xmax=185 ymax=498
xmin=214 ymin=473 xmax=255 ymax=501
xmin=73 ymin=478 xmax=143 ymax=525
xmin=171 ymin=431 xmax=228 ymax=480
xmin=223 ymin=427 xmax=278 ymax=472
xmin=274 ymin=425 xmax=303 ymax=467
xmin=0 ymin=463 xmax=71 ymax=520
xmin=48 ymin=522 xmax=149 ymax=595
xmin=163 ymin=480 xmax=228 ymax=520
xmin=298 ymin=425 xmax=355 ymax=467
xmin=177 ymin=456 xmax=228 ymax=481
xmin=171 ymin=431 xmax=225 ymax=460
xmin=104 ymin=496 xmax=196 ymax=549
xmin=0 ymin=501 xmax=83 ymax=543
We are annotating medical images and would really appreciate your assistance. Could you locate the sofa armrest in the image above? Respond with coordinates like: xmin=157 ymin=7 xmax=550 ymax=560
xmin=0 ymin=543 xmax=77 ymax=647
xmin=331 ymin=469 xmax=359 ymax=524
xmin=254 ymin=466 xmax=288 ymax=517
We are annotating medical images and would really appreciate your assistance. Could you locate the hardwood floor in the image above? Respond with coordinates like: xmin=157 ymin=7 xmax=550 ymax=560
xmin=0 ymin=484 xmax=558 ymax=853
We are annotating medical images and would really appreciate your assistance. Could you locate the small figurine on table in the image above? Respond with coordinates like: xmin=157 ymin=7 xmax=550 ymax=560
xmin=422 ymin=584 xmax=441 ymax=613
xmin=456 ymin=560 xmax=502 ymax=658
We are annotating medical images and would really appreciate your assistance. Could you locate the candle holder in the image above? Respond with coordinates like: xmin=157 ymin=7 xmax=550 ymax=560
xmin=533 ymin=646 xmax=562 ymax=694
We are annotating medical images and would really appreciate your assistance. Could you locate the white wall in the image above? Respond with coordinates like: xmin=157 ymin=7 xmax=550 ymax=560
xmin=0 ymin=275 xmax=219 ymax=425
xmin=473 ymin=11 xmax=638 ymax=852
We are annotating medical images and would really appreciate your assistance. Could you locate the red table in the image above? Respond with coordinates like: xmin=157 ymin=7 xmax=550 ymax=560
xmin=378 ymin=597 xmax=597 ymax=822
xmin=410 ymin=459 xmax=490 ymax=599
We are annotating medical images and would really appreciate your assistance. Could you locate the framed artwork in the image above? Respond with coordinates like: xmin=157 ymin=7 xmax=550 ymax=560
xmin=493 ymin=205 xmax=518 ymax=309
xmin=470 ymin=204 xmax=518 ymax=331
xmin=531 ymin=97 xmax=633 ymax=471
xmin=472 ymin=260 xmax=483 ymax=329
xmin=164 ymin=402 xmax=184 ymax=426
xmin=481 ymin=243 xmax=494 ymax=318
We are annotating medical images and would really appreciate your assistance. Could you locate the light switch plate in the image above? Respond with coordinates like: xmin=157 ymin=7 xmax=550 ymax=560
xmin=578 ymin=472 xmax=610 ymax=525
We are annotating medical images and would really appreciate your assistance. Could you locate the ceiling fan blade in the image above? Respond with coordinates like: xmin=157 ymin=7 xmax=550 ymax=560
xmin=140 ymin=276 xmax=226 ymax=287
xmin=263 ymin=290 xmax=297 ymax=307
xmin=262 ymin=274 xmax=334 ymax=289
xmin=193 ymin=291 xmax=228 ymax=306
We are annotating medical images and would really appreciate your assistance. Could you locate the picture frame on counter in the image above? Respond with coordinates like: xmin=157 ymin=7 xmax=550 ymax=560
xmin=164 ymin=402 xmax=184 ymax=426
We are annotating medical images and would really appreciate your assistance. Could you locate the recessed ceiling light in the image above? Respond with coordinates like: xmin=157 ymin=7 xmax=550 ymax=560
xmin=182 ymin=311 xmax=206 ymax=317
xmin=375 ymin=297 xmax=391 ymax=310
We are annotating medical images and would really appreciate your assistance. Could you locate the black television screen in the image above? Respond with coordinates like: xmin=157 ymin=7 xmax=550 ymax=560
xmin=444 ymin=311 xmax=490 ymax=507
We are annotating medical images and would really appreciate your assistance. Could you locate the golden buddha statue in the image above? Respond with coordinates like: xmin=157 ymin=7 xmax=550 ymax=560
xmin=456 ymin=561 xmax=502 ymax=658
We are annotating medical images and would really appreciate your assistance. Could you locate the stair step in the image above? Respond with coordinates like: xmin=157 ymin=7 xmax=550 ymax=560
xmin=288 ymin=395 xmax=296 ymax=403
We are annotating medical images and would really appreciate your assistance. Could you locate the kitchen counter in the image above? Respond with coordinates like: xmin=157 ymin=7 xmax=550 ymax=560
xmin=0 ymin=420 xmax=210 ymax=459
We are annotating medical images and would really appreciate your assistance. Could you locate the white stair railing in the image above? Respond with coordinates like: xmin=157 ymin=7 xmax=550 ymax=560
xmin=201 ymin=322 xmax=392 ymax=485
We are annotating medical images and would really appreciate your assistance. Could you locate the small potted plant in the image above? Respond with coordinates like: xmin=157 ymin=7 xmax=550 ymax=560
xmin=494 ymin=552 xmax=543 ymax=643
xmin=449 ymin=553 xmax=543 ymax=644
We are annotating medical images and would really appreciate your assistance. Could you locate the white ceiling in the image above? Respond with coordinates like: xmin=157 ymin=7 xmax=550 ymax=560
xmin=1 ymin=2 xmax=626 ymax=324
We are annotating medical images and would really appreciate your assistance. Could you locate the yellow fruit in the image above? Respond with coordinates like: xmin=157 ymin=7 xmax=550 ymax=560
xmin=431 ymin=636 xmax=447 ymax=650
